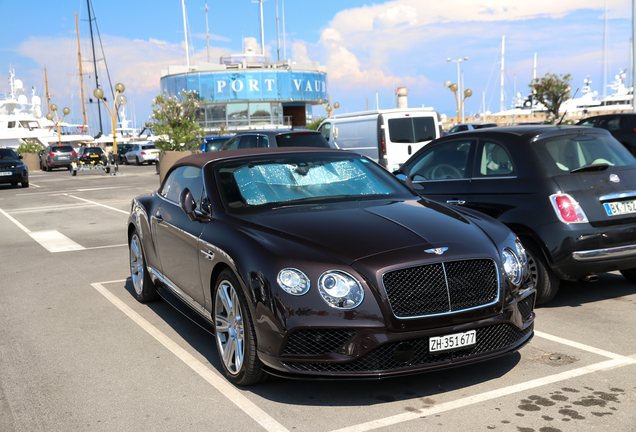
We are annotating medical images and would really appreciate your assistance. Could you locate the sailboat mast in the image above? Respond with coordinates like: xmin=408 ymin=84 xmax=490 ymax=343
xmin=87 ymin=0 xmax=103 ymax=134
xmin=603 ymin=0 xmax=608 ymax=100
xmin=500 ymin=35 xmax=505 ymax=113
xmin=75 ymin=11 xmax=88 ymax=133
xmin=44 ymin=65 xmax=51 ymax=115
xmin=182 ymin=0 xmax=190 ymax=68
xmin=276 ymin=0 xmax=280 ymax=61
xmin=259 ymin=0 xmax=265 ymax=57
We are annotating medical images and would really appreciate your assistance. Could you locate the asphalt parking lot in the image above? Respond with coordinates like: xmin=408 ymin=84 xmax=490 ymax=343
xmin=0 ymin=164 xmax=635 ymax=432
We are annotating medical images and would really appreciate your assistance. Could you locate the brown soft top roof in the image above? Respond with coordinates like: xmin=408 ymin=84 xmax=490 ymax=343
xmin=171 ymin=147 xmax=344 ymax=170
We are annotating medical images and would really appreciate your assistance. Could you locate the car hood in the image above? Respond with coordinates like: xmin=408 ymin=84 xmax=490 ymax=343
xmin=238 ymin=198 xmax=495 ymax=264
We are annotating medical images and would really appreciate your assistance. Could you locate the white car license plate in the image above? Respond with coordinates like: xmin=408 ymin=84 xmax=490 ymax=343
xmin=429 ymin=330 xmax=476 ymax=353
xmin=0 ymin=171 xmax=12 ymax=176
xmin=604 ymin=200 xmax=636 ymax=217
xmin=58 ymin=156 xmax=68 ymax=160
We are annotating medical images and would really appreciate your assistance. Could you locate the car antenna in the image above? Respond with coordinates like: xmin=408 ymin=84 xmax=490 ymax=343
xmin=557 ymin=88 xmax=579 ymax=125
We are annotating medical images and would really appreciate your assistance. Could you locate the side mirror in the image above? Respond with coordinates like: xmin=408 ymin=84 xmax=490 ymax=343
xmin=179 ymin=188 xmax=197 ymax=221
xmin=18 ymin=154 xmax=23 ymax=159
xmin=394 ymin=173 xmax=407 ymax=182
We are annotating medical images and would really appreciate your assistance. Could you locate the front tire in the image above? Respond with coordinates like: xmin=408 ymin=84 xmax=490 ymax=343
xmin=129 ymin=230 xmax=157 ymax=302
xmin=520 ymin=237 xmax=560 ymax=305
xmin=213 ymin=270 xmax=265 ymax=386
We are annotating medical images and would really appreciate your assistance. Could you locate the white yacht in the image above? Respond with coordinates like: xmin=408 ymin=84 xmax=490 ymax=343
xmin=0 ymin=70 xmax=94 ymax=149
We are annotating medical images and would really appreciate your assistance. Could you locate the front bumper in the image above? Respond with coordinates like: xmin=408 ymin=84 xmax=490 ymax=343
xmin=256 ymin=292 xmax=535 ymax=379
xmin=0 ymin=168 xmax=27 ymax=184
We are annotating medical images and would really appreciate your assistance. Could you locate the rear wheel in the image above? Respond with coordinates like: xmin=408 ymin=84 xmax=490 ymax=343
xmin=46 ymin=164 xmax=51 ymax=172
xmin=135 ymin=156 xmax=141 ymax=166
xmin=214 ymin=270 xmax=265 ymax=386
xmin=21 ymin=181 xmax=28 ymax=188
xmin=129 ymin=230 xmax=156 ymax=302
xmin=620 ymin=268 xmax=636 ymax=283
xmin=520 ymin=237 xmax=560 ymax=305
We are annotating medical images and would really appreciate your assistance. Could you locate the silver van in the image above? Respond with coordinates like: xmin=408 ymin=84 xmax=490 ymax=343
xmin=318 ymin=108 xmax=442 ymax=171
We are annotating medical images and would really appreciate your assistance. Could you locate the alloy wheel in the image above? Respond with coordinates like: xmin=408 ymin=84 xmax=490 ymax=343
xmin=129 ymin=234 xmax=145 ymax=296
xmin=214 ymin=280 xmax=244 ymax=375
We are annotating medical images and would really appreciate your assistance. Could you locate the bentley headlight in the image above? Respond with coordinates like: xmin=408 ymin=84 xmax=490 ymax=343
xmin=277 ymin=268 xmax=309 ymax=295
xmin=502 ymin=248 xmax=522 ymax=285
xmin=318 ymin=270 xmax=364 ymax=309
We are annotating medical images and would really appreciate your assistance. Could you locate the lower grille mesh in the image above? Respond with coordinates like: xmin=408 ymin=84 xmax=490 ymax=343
xmin=282 ymin=323 xmax=532 ymax=373
xmin=283 ymin=329 xmax=356 ymax=355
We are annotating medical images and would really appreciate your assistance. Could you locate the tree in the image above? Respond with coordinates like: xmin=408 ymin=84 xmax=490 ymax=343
xmin=151 ymin=91 xmax=203 ymax=151
xmin=306 ymin=117 xmax=325 ymax=130
xmin=529 ymin=73 xmax=572 ymax=123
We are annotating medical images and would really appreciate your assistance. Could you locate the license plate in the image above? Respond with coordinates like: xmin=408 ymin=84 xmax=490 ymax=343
xmin=429 ymin=330 xmax=476 ymax=353
xmin=0 ymin=171 xmax=11 ymax=176
xmin=58 ymin=156 xmax=68 ymax=160
xmin=604 ymin=199 xmax=636 ymax=216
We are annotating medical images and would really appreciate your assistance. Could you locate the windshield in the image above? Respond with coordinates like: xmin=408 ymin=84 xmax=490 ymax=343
xmin=213 ymin=154 xmax=413 ymax=211
xmin=274 ymin=133 xmax=331 ymax=148
xmin=532 ymin=133 xmax=636 ymax=176
xmin=0 ymin=149 xmax=19 ymax=160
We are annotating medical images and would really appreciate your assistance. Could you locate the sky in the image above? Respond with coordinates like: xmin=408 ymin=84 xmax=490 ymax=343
xmin=0 ymin=0 xmax=633 ymax=133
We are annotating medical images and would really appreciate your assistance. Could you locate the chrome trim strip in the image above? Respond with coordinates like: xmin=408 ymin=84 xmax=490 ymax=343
xmin=471 ymin=176 xmax=517 ymax=180
xmin=148 ymin=267 xmax=212 ymax=320
xmin=413 ymin=178 xmax=468 ymax=183
xmin=572 ymin=244 xmax=636 ymax=262
xmin=382 ymin=258 xmax=501 ymax=320
xmin=598 ymin=191 xmax=636 ymax=201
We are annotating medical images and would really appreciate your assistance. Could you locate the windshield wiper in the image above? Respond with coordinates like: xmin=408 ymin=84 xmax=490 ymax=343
xmin=570 ymin=163 xmax=610 ymax=173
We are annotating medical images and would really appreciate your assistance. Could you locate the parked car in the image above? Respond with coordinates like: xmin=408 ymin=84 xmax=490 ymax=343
xmin=124 ymin=142 xmax=160 ymax=165
xmin=395 ymin=125 xmax=636 ymax=305
xmin=128 ymin=147 xmax=535 ymax=385
xmin=76 ymin=146 xmax=105 ymax=165
xmin=40 ymin=144 xmax=77 ymax=171
xmin=202 ymin=135 xmax=232 ymax=152
xmin=447 ymin=123 xmax=498 ymax=134
xmin=220 ymin=129 xmax=331 ymax=151
xmin=0 ymin=148 xmax=28 ymax=187
xmin=576 ymin=113 xmax=636 ymax=157
xmin=317 ymin=108 xmax=442 ymax=172
xmin=115 ymin=144 xmax=134 ymax=164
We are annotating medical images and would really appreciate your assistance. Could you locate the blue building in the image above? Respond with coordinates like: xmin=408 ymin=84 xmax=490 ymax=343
xmin=160 ymin=48 xmax=328 ymax=132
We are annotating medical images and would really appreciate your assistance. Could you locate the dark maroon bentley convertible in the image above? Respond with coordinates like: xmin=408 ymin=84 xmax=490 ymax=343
xmin=128 ymin=147 xmax=535 ymax=385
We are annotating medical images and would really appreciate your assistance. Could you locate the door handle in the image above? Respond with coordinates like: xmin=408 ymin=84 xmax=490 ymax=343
xmin=155 ymin=212 xmax=164 ymax=222
xmin=446 ymin=199 xmax=466 ymax=205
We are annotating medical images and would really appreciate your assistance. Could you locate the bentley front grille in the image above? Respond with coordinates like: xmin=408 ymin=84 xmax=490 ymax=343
xmin=382 ymin=259 xmax=498 ymax=318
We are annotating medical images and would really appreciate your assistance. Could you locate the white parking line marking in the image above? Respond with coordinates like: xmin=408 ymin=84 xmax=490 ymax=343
xmin=535 ymin=330 xmax=636 ymax=363
xmin=29 ymin=230 xmax=85 ymax=252
xmin=8 ymin=203 xmax=97 ymax=214
xmin=65 ymin=194 xmax=128 ymax=214
xmin=15 ymin=185 xmax=134 ymax=196
xmin=331 ymin=358 xmax=633 ymax=432
xmin=0 ymin=206 xmax=31 ymax=233
xmin=91 ymin=281 xmax=289 ymax=432
xmin=84 ymin=244 xmax=127 ymax=250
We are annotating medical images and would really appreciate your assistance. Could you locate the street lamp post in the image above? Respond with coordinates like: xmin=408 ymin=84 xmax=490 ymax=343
xmin=93 ymin=83 xmax=127 ymax=175
xmin=444 ymin=80 xmax=472 ymax=123
xmin=46 ymin=104 xmax=70 ymax=145
xmin=318 ymin=96 xmax=340 ymax=117
xmin=447 ymin=57 xmax=469 ymax=121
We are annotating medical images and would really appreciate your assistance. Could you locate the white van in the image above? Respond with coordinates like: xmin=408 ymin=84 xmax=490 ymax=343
xmin=317 ymin=108 xmax=442 ymax=171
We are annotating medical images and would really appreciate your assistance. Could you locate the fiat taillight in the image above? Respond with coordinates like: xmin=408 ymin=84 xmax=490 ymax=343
xmin=549 ymin=193 xmax=588 ymax=223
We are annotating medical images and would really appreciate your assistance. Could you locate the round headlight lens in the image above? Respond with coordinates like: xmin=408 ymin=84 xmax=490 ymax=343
xmin=318 ymin=270 xmax=364 ymax=309
xmin=277 ymin=268 xmax=309 ymax=295
xmin=502 ymin=248 xmax=522 ymax=285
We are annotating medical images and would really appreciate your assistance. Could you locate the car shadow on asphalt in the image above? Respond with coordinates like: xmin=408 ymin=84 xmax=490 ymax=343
xmin=540 ymin=272 xmax=636 ymax=309
xmin=121 ymin=278 xmax=522 ymax=406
